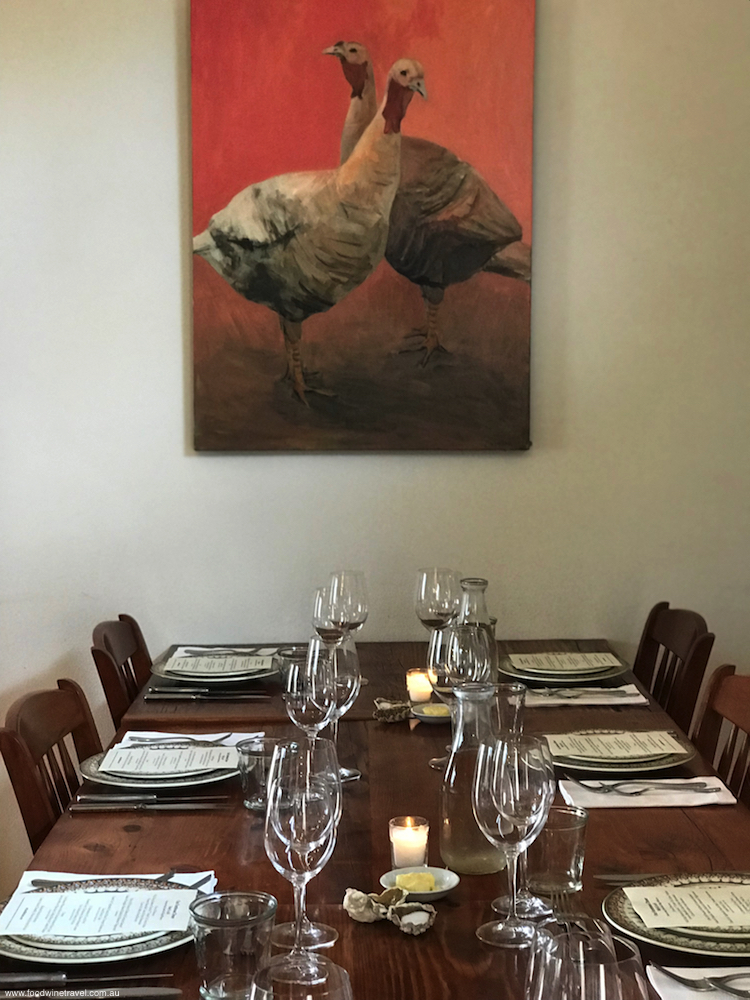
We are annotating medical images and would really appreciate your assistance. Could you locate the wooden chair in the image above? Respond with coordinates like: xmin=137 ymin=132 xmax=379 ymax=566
xmin=0 ymin=679 xmax=102 ymax=851
xmin=91 ymin=614 xmax=153 ymax=728
xmin=694 ymin=664 xmax=750 ymax=806
xmin=632 ymin=601 xmax=715 ymax=735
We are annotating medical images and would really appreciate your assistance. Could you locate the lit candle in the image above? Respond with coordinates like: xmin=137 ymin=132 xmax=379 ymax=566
xmin=406 ymin=670 xmax=433 ymax=703
xmin=389 ymin=816 xmax=429 ymax=868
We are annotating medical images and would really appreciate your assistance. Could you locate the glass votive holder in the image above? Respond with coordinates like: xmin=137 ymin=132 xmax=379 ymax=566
xmin=406 ymin=669 xmax=433 ymax=703
xmin=237 ymin=737 xmax=279 ymax=812
xmin=389 ymin=815 xmax=429 ymax=868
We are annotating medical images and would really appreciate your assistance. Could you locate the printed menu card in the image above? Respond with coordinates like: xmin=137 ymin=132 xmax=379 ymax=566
xmin=545 ymin=730 xmax=685 ymax=760
xmin=625 ymin=882 xmax=750 ymax=929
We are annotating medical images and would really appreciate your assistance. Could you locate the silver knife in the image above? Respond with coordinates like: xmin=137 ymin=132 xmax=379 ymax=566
xmin=148 ymin=686 xmax=265 ymax=695
xmin=593 ymin=873 xmax=671 ymax=884
xmin=75 ymin=793 xmax=230 ymax=804
xmin=69 ymin=802 xmax=231 ymax=813
xmin=0 ymin=974 xmax=173 ymax=986
xmin=144 ymin=693 xmax=270 ymax=702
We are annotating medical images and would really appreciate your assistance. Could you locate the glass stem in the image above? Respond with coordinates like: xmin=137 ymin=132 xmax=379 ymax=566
xmin=506 ymin=851 xmax=519 ymax=920
xmin=332 ymin=715 xmax=340 ymax=748
xmin=292 ymin=878 xmax=308 ymax=953
xmin=517 ymin=849 xmax=529 ymax=896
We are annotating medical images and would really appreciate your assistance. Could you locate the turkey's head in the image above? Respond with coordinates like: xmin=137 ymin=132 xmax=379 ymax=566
xmin=323 ymin=40 xmax=372 ymax=100
xmin=383 ymin=59 xmax=426 ymax=135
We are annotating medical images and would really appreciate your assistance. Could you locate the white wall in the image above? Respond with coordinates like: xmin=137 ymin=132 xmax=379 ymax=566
xmin=1 ymin=0 xmax=749 ymax=892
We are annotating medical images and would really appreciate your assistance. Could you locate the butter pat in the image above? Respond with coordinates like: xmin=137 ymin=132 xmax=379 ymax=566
xmin=419 ymin=704 xmax=450 ymax=717
xmin=395 ymin=872 xmax=436 ymax=893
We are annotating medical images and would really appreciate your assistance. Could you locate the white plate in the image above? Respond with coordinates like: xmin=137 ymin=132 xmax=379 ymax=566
xmin=551 ymin=729 xmax=695 ymax=774
xmin=411 ymin=705 xmax=451 ymax=725
xmin=0 ymin=878 xmax=194 ymax=964
xmin=603 ymin=873 xmax=750 ymax=956
xmin=379 ymin=867 xmax=460 ymax=902
xmin=81 ymin=752 xmax=237 ymax=789
xmin=499 ymin=659 xmax=629 ymax=686
xmin=153 ymin=662 xmax=278 ymax=683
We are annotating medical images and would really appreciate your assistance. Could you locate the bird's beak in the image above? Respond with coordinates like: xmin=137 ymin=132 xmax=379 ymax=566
xmin=409 ymin=79 xmax=427 ymax=99
xmin=323 ymin=44 xmax=344 ymax=57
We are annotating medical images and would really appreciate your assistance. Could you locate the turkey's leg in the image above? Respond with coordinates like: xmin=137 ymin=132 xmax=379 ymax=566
xmin=399 ymin=286 xmax=449 ymax=364
xmin=280 ymin=318 xmax=333 ymax=403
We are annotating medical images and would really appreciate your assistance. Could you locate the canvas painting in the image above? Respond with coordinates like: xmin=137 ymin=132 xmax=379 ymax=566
xmin=191 ymin=0 xmax=535 ymax=451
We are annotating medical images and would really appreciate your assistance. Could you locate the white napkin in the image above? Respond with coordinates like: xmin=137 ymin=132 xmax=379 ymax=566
xmin=526 ymin=684 xmax=648 ymax=707
xmin=648 ymin=965 xmax=750 ymax=1000
xmin=119 ymin=731 xmax=263 ymax=747
xmin=16 ymin=869 xmax=217 ymax=893
xmin=559 ymin=776 xmax=735 ymax=808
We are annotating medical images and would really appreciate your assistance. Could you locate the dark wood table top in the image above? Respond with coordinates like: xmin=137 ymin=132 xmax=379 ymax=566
xmin=7 ymin=640 xmax=750 ymax=998
xmin=124 ymin=637 xmax=620 ymax=728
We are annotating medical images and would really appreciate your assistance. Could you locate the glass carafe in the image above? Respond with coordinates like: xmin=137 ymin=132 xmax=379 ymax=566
xmin=439 ymin=682 xmax=505 ymax=875
xmin=457 ymin=578 xmax=499 ymax=680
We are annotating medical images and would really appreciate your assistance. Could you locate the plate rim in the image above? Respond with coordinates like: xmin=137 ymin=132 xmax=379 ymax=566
xmin=602 ymin=872 xmax=750 ymax=956
xmin=81 ymin=752 xmax=237 ymax=789
xmin=498 ymin=660 xmax=629 ymax=686
xmin=549 ymin=728 xmax=696 ymax=774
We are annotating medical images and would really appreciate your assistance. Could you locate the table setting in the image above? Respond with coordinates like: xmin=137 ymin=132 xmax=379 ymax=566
xmin=5 ymin=570 xmax=750 ymax=999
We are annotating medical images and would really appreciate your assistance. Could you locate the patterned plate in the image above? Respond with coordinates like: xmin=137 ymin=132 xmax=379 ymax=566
xmin=0 ymin=878 xmax=195 ymax=964
xmin=498 ymin=659 xmax=629 ymax=687
xmin=81 ymin=752 xmax=237 ymax=789
xmin=603 ymin=873 xmax=750 ymax=956
xmin=549 ymin=729 xmax=696 ymax=774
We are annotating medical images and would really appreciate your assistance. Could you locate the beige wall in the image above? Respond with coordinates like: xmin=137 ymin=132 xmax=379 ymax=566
xmin=1 ymin=0 xmax=749 ymax=892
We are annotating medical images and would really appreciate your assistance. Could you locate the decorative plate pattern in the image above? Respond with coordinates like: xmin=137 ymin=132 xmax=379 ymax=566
xmin=603 ymin=873 xmax=750 ymax=957
xmin=550 ymin=729 xmax=696 ymax=774
xmin=498 ymin=659 xmax=629 ymax=687
xmin=81 ymin=752 xmax=237 ymax=789
xmin=0 ymin=878 xmax=195 ymax=965
xmin=151 ymin=659 xmax=278 ymax=683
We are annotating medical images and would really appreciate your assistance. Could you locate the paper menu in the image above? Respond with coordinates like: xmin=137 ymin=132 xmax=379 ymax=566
xmin=545 ymin=730 xmax=685 ymax=760
xmin=508 ymin=652 xmax=621 ymax=674
xmin=625 ymin=882 xmax=750 ymax=929
xmin=0 ymin=887 xmax=196 ymax=937
xmin=165 ymin=654 xmax=274 ymax=675
xmin=99 ymin=745 xmax=238 ymax=776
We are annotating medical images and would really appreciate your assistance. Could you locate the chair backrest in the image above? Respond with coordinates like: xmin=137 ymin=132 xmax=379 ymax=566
xmin=632 ymin=601 xmax=715 ymax=735
xmin=91 ymin=614 xmax=153 ymax=728
xmin=0 ymin=679 xmax=102 ymax=851
xmin=693 ymin=664 xmax=750 ymax=806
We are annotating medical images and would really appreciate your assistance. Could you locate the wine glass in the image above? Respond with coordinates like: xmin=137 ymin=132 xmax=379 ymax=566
xmin=263 ymin=741 xmax=338 ymax=981
xmin=327 ymin=571 xmax=368 ymax=634
xmin=269 ymin=739 xmax=342 ymax=951
xmin=250 ymin=955 xmax=354 ymax=999
xmin=425 ymin=624 xmax=491 ymax=771
xmin=285 ymin=636 xmax=336 ymax=741
xmin=313 ymin=587 xmax=346 ymax=648
xmin=415 ymin=568 xmax=462 ymax=632
xmin=472 ymin=735 xmax=555 ymax=947
xmin=330 ymin=633 xmax=362 ymax=782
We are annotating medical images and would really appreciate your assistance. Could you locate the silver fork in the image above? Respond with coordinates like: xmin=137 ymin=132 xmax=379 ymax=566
xmin=536 ymin=688 xmax=632 ymax=699
xmin=563 ymin=774 xmax=716 ymax=796
xmin=653 ymin=964 xmax=750 ymax=997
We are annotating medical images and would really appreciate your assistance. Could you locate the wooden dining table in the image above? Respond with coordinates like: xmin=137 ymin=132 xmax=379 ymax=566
xmin=5 ymin=640 xmax=750 ymax=999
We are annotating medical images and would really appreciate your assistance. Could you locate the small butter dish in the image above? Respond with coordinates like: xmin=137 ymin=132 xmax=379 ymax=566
xmin=379 ymin=866 xmax=460 ymax=902
xmin=411 ymin=704 xmax=451 ymax=724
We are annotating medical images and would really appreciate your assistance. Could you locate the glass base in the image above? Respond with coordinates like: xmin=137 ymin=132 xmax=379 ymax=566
xmin=339 ymin=766 xmax=361 ymax=783
xmin=428 ymin=755 xmax=447 ymax=771
xmin=491 ymin=891 xmax=552 ymax=918
xmin=253 ymin=951 xmax=332 ymax=989
xmin=476 ymin=917 xmax=537 ymax=948
xmin=270 ymin=920 xmax=338 ymax=950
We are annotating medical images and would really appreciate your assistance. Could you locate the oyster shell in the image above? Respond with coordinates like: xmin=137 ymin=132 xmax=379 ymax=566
xmin=373 ymin=698 xmax=412 ymax=723
xmin=388 ymin=901 xmax=437 ymax=935
xmin=342 ymin=886 xmax=408 ymax=923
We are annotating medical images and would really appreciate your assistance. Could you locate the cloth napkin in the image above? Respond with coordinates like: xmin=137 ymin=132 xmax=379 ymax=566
xmin=647 ymin=965 xmax=750 ymax=999
xmin=119 ymin=730 xmax=263 ymax=747
xmin=559 ymin=776 xmax=735 ymax=809
xmin=526 ymin=684 xmax=648 ymax=707
xmin=16 ymin=869 xmax=218 ymax=893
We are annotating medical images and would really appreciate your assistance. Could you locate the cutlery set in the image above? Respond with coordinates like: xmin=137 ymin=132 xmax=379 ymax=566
xmin=562 ymin=773 xmax=721 ymax=797
xmin=653 ymin=964 xmax=750 ymax=997
xmin=144 ymin=691 xmax=270 ymax=702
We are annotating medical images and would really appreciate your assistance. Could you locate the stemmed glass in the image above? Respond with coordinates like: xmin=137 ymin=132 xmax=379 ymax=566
xmin=415 ymin=568 xmax=462 ymax=633
xmin=285 ymin=636 xmax=336 ymax=741
xmin=327 ymin=571 xmax=368 ymax=635
xmin=472 ymin=735 xmax=555 ymax=947
xmin=263 ymin=740 xmax=339 ymax=980
xmin=269 ymin=738 xmax=342 ymax=951
xmin=329 ymin=634 xmax=362 ymax=782
xmin=426 ymin=624 xmax=491 ymax=770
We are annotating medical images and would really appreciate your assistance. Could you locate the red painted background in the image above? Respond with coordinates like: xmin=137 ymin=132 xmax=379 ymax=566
xmin=191 ymin=0 xmax=534 ymax=237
